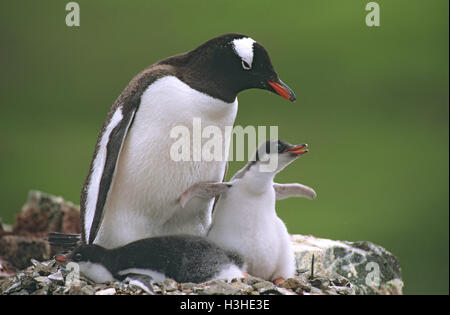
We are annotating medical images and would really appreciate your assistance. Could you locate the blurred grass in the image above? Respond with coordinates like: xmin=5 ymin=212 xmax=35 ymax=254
xmin=0 ymin=0 xmax=448 ymax=294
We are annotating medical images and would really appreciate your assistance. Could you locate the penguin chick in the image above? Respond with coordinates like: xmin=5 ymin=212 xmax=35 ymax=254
xmin=55 ymin=234 xmax=245 ymax=284
xmin=179 ymin=139 xmax=316 ymax=282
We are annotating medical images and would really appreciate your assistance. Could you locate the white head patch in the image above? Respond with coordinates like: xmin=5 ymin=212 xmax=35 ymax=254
xmin=232 ymin=37 xmax=256 ymax=67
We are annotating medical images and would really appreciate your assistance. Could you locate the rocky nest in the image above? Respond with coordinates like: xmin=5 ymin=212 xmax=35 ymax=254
xmin=0 ymin=258 xmax=355 ymax=295
xmin=0 ymin=191 xmax=404 ymax=295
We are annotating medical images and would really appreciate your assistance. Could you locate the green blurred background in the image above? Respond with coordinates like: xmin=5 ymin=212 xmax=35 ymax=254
xmin=0 ymin=0 xmax=448 ymax=294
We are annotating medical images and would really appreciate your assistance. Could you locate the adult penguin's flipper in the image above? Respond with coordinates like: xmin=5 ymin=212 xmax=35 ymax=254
xmin=81 ymin=106 xmax=137 ymax=244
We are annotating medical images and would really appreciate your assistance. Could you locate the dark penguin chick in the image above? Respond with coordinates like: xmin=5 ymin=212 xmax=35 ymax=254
xmin=81 ymin=33 xmax=297 ymax=249
xmin=55 ymin=235 xmax=245 ymax=284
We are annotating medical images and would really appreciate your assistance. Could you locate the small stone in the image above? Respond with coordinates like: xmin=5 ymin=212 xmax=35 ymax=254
xmin=152 ymin=285 xmax=163 ymax=294
xmin=58 ymin=286 xmax=76 ymax=295
xmin=198 ymin=280 xmax=242 ymax=295
xmin=163 ymin=279 xmax=178 ymax=292
xmin=11 ymin=289 xmax=29 ymax=295
xmin=181 ymin=282 xmax=196 ymax=290
xmin=95 ymin=287 xmax=116 ymax=295
xmin=309 ymin=287 xmax=323 ymax=295
xmin=242 ymin=277 xmax=261 ymax=286
xmin=4 ymin=281 xmax=22 ymax=294
xmin=32 ymin=286 xmax=49 ymax=295
xmin=34 ymin=276 xmax=50 ymax=284
xmin=295 ymin=276 xmax=312 ymax=291
xmin=231 ymin=281 xmax=254 ymax=294
xmin=252 ymin=280 xmax=274 ymax=290
xmin=323 ymin=288 xmax=339 ymax=295
xmin=275 ymin=287 xmax=296 ymax=295
xmin=295 ymin=287 xmax=305 ymax=294
xmin=78 ymin=285 xmax=96 ymax=295
xmin=328 ymin=285 xmax=355 ymax=295
xmin=48 ymin=271 xmax=64 ymax=283
xmin=280 ymin=278 xmax=300 ymax=290
xmin=310 ymin=278 xmax=329 ymax=290
xmin=0 ymin=257 xmax=16 ymax=278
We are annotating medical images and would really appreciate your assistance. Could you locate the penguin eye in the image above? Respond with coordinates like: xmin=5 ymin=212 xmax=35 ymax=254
xmin=241 ymin=60 xmax=251 ymax=70
xmin=74 ymin=253 xmax=83 ymax=261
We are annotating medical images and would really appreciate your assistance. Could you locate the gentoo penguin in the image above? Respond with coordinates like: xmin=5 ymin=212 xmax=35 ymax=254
xmin=179 ymin=140 xmax=316 ymax=283
xmin=55 ymin=234 xmax=245 ymax=285
xmin=81 ymin=33 xmax=296 ymax=248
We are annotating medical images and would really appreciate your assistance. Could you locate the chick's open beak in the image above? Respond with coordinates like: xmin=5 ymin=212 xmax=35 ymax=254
xmin=285 ymin=144 xmax=308 ymax=155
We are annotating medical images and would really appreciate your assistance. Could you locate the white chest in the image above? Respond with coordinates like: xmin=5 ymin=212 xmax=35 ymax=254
xmin=96 ymin=76 xmax=238 ymax=247
xmin=117 ymin=75 xmax=238 ymax=200
xmin=208 ymin=183 xmax=281 ymax=272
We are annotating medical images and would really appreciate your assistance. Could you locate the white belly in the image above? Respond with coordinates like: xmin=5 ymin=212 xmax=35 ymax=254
xmin=208 ymin=184 xmax=288 ymax=280
xmin=95 ymin=76 xmax=238 ymax=248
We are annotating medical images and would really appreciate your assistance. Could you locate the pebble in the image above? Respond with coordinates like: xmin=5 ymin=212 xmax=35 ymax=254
xmin=4 ymin=281 xmax=22 ymax=294
xmin=163 ymin=279 xmax=178 ymax=292
xmin=180 ymin=282 xmax=196 ymax=290
xmin=252 ymin=280 xmax=274 ymax=290
xmin=95 ymin=288 xmax=116 ymax=295
xmin=48 ymin=271 xmax=64 ymax=283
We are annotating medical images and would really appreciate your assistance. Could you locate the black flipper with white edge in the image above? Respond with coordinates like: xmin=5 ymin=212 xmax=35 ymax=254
xmin=83 ymin=106 xmax=137 ymax=244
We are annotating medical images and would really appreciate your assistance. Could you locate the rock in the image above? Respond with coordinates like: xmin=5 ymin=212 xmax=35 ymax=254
xmin=31 ymin=259 xmax=55 ymax=276
xmin=162 ymin=279 xmax=179 ymax=292
xmin=4 ymin=281 xmax=22 ymax=294
xmin=273 ymin=287 xmax=296 ymax=295
xmin=180 ymin=282 xmax=196 ymax=291
xmin=308 ymin=287 xmax=324 ymax=295
xmin=228 ymin=279 xmax=254 ymax=294
xmin=0 ymin=257 xmax=16 ymax=278
xmin=252 ymin=280 xmax=275 ymax=291
xmin=292 ymin=235 xmax=403 ymax=295
xmin=34 ymin=276 xmax=51 ymax=284
xmin=13 ymin=190 xmax=81 ymax=237
xmin=48 ymin=271 xmax=64 ymax=284
xmin=0 ymin=235 xmax=50 ymax=269
xmin=279 ymin=278 xmax=300 ymax=290
xmin=0 ymin=191 xmax=81 ymax=270
xmin=196 ymin=280 xmax=242 ymax=295
xmin=95 ymin=288 xmax=116 ymax=295
xmin=241 ymin=276 xmax=261 ymax=286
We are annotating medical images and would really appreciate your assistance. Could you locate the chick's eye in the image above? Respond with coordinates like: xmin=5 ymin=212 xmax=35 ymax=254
xmin=74 ymin=253 xmax=82 ymax=261
xmin=241 ymin=60 xmax=251 ymax=70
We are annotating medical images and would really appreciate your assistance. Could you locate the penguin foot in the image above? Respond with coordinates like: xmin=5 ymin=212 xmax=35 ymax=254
xmin=273 ymin=277 xmax=285 ymax=285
